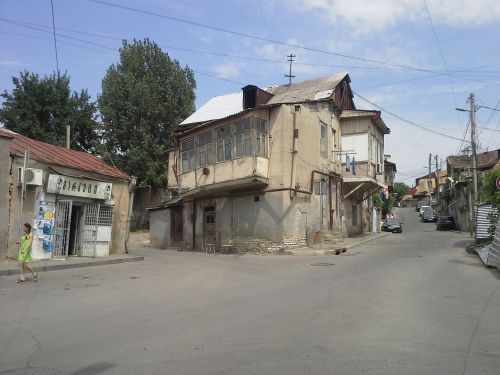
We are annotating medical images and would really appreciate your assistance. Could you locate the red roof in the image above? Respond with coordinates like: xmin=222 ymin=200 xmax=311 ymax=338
xmin=0 ymin=128 xmax=129 ymax=180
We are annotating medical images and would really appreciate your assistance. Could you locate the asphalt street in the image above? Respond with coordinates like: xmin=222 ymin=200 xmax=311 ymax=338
xmin=1 ymin=207 xmax=499 ymax=375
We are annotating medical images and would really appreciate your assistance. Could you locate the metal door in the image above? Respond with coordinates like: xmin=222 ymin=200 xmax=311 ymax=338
xmin=171 ymin=207 xmax=183 ymax=244
xmin=53 ymin=200 xmax=72 ymax=257
xmin=204 ymin=207 xmax=216 ymax=249
xmin=80 ymin=203 xmax=100 ymax=257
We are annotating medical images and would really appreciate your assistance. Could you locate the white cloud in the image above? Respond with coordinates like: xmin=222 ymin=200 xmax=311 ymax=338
xmin=291 ymin=0 xmax=500 ymax=34
xmin=212 ymin=62 xmax=241 ymax=78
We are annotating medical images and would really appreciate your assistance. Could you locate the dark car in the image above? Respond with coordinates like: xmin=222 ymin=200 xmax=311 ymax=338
xmin=421 ymin=211 xmax=437 ymax=223
xmin=381 ymin=219 xmax=403 ymax=233
xmin=437 ymin=216 xmax=456 ymax=230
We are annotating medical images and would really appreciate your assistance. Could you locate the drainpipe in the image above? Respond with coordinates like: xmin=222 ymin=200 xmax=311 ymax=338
xmin=290 ymin=105 xmax=300 ymax=199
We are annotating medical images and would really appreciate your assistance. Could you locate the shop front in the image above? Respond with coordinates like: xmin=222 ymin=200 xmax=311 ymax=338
xmin=33 ymin=174 xmax=116 ymax=259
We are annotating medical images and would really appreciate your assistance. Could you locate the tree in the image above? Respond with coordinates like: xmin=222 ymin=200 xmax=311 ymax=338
xmin=98 ymin=39 xmax=196 ymax=186
xmin=0 ymin=71 xmax=99 ymax=152
xmin=393 ymin=182 xmax=410 ymax=202
xmin=480 ymin=168 xmax=500 ymax=210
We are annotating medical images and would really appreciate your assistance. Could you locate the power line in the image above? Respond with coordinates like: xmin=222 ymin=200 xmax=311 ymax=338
xmin=352 ymin=91 xmax=470 ymax=143
xmin=84 ymin=0 xmax=454 ymax=74
xmin=50 ymin=0 xmax=60 ymax=74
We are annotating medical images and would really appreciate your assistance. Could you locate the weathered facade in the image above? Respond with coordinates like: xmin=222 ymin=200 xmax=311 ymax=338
xmin=153 ymin=74 xmax=390 ymax=252
xmin=0 ymin=128 xmax=133 ymax=260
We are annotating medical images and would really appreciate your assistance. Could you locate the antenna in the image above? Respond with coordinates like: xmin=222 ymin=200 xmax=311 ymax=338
xmin=285 ymin=54 xmax=295 ymax=85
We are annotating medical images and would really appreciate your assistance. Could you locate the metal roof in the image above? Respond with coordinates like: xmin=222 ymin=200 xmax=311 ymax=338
xmin=180 ymin=92 xmax=242 ymax=126
xmin=179 ymin=73 xmax=349 ymax=126
xmin=447 ymin=150 xmax=500 ymax=170
xmin=265 ymin=73 xmax=348 ymax=105
xmin=0 ymin=128 xmax=130 ymax=180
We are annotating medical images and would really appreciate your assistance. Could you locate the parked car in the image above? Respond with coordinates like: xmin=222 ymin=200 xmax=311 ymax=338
xmin=416 ymin=201 xmax=426 ymax=212
xmin=421 ymin=211 xmax=437 ymax=223
xmin=436 ymin=216 xmax=456 ymax=230
xmin=381 ymin=218 xmax=403 ymax=233
xmin=419 ymin=205 xmax=431 ymax=216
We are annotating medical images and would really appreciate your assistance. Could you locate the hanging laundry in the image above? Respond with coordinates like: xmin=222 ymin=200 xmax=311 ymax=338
xmin=346 ymin=154 xmax=351 ymax=172
xmin=352 ymin=156 xmax=356 ymax=175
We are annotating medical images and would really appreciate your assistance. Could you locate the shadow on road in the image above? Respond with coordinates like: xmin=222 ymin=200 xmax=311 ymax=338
xmin=69 ymin=363 xmax=116 ymax=375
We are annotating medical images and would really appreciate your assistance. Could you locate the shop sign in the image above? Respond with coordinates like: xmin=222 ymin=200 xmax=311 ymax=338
xmin=47 ymin=174 xmax=112 ymax=200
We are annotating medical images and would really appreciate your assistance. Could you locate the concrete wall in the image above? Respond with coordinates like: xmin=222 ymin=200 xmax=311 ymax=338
xmin=343 ymin=197 xmax=363 ymax=236
xmin=149 ymin=208 xmax=171 ymax=249
xmin=0 ymin=136 xmax=12 ymax=259
xmin=4 ymin=156 xmax=131 ymax=259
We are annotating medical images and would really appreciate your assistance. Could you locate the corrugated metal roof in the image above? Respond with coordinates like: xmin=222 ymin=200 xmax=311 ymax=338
xmin=265 ymin=73 xmax=348 ymax=105
xmin=0 ymin=128 xmax=130 ymax=180
xmin=180 ymin=73 xmax=349 ymax=126
xmin=448 ymin=150 xmax=500 ymax=170
xmin=180 ymin=92 xmax=242 ymax=126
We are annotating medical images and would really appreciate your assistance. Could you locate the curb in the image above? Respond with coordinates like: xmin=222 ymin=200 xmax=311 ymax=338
xmin=0 ymin=256 xmax=144 ymax=277
xmin=284 ymin=232 xmax=390 ymax=256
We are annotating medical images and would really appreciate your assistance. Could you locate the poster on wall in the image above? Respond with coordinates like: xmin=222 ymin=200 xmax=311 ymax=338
xmin=36 ymin=201 xmax=55 ymax=252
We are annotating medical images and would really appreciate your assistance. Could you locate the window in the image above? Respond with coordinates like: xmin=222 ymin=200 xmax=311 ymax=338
xmin=197 ymin=131 xmax=213 ymax=167
xmin=216 ymin=126 xmax=232 ymax=162
xmin=234 ymin=120 xmax=252 ymax=158
xmin=320 ymin=121 xmax=328 ymax=159
xmin=255 ymin=119 xmax=267 ymax=157
xmin=97 ymin=205 xmax=113 ymax=226
xmin=314 ymin=179 xmax=328 ymax=195
xmin=181 ymin=138 xmax=195 ymax=172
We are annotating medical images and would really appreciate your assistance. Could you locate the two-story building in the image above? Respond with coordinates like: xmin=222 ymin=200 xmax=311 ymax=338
xmin=151 ymin=74 xmax=390 ymax=252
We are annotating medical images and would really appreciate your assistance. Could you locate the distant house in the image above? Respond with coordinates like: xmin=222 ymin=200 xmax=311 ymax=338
xmin=412 ymin=170 xmax=447 ymax=205
xmin=384 ymin=159 xmax=397 ymax=193
xmin=0 ymin=128 xmax=133 ymax=260
xmin=444 ymin=149 xmax=500 ymax=231
xmin=151 ymin=74 xmax=391 ymax=253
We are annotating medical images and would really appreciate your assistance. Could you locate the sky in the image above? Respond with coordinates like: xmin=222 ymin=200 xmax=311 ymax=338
xmin=1 ymin=0 xmax=500 ymax=186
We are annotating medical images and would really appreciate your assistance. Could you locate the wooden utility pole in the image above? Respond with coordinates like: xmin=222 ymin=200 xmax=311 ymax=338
xmin=428 ymin=153 xmax=432 ymax=206
xmin=435 ymin=155 xmax=440 ymax=211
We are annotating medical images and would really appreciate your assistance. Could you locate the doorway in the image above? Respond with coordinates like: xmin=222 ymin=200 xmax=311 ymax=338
xmin=171 ymin=206 xmax=183 ymax=244
xmin=68 ymin=205 xmax=82 ymax=255
xmin=204 ymin=206 xmax=216 ymax=250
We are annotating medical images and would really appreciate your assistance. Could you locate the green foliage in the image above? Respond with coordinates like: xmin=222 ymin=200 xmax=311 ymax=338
xmin=0 ymin=71 xmax=99 ymax=152
xmin=98 ymin=39 xmax=196 ymax=186
xmin=393 ymin=182 xmax=410 ymax=201
xmin=480 ymin=168 xmax=500 ymax=210
xmin=382 ymin=194 xmax=396 ymax=217
xmin=372 ymin=193 xmax=382 ymax=209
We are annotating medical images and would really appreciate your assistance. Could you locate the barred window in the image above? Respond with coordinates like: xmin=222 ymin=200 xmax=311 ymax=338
xmin=98 ymin=205 xmax=113 ymax=226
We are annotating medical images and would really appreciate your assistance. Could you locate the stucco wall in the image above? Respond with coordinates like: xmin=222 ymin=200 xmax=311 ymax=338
xmin=0 ymin=136 xmax=12 ymax=259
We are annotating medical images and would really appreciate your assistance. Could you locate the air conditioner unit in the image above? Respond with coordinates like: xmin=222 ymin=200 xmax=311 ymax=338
xmin=376 ymin=164 xmax=383 ymax=174
xmin=18 ymin=168 xmax=43 ymax=186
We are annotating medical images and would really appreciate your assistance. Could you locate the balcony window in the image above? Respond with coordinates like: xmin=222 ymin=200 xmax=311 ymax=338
xmin=216 ymin=126 xmax=232 ymax=162
xmin=255 ymin=118 xmax=268 ymax=157
xmin=180 ymin=138 xmax=195 ymax=173
xmin=320 ymin=121 xmax=328 ymax=159
xmin=234 ymin=120 xmax=252 ymax=158
xmin=197 ymin=131 xmax=214 ymax=167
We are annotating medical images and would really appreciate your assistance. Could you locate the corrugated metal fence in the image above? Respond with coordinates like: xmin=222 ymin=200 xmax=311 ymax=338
xmin=489 ymin=220 xmax=500 ymax=268
xmin=475 ymin=204 xmax=498 ymax=240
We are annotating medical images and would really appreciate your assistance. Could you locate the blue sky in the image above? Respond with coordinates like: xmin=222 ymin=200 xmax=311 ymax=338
xmin=1 ymin=0 xmax=500 ymax=185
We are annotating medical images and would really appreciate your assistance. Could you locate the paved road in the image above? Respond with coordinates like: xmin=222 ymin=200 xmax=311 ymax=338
xmin=1 ymin=208 xmax=499 ymax=375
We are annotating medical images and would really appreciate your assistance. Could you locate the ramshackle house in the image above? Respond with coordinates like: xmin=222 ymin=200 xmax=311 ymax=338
xmin=0 ymin=128 xmax=134 ymax=261
xmin=150 ymin=74 xmax=390 ymax=253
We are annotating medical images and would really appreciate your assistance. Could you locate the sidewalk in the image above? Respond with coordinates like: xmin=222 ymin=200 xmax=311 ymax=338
xmin=0 ymin=254 xmax=144 ymax=277
xmin=285 ymin=232 xmax=391 ymax=256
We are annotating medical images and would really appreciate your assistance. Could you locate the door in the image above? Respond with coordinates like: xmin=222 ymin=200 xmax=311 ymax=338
xmin=80 ymin=203 xmax=100 ymax=257
xmin=171 ymin=207 xmax=183 ymax=244
xmin=53 ymin=200 xmax=72 ymax=257
xmin=204 ymin=207 xmax=216 ymax=249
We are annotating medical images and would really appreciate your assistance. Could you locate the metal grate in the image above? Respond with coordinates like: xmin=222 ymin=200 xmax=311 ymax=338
xmin=98 ymin=205 xmax=113 ymax=226
xmin=81 ymin=203 xmax=99 ymax=257
xmin=53 ymin=200 xmax=72 ymax=257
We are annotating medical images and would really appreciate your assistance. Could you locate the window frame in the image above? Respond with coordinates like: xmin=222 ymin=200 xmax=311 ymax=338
xmin=180 ymin=138 xmax=195 ymax=173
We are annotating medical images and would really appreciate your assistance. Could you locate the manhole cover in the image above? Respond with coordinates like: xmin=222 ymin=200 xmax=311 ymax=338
xmin=310 ymin=262 xmax=335 ymax=266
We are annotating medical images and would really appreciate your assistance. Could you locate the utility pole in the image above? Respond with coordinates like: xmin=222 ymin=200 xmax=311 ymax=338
xmin=285 ymin=54 xmax=295 ymax=85
xmin=428 ymin=153 xmax=432 ymax=206
xmin=470 ymin=92 xmax=479 ymax=205
xmin=435 ymin=155 xmax=440 ymax=212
